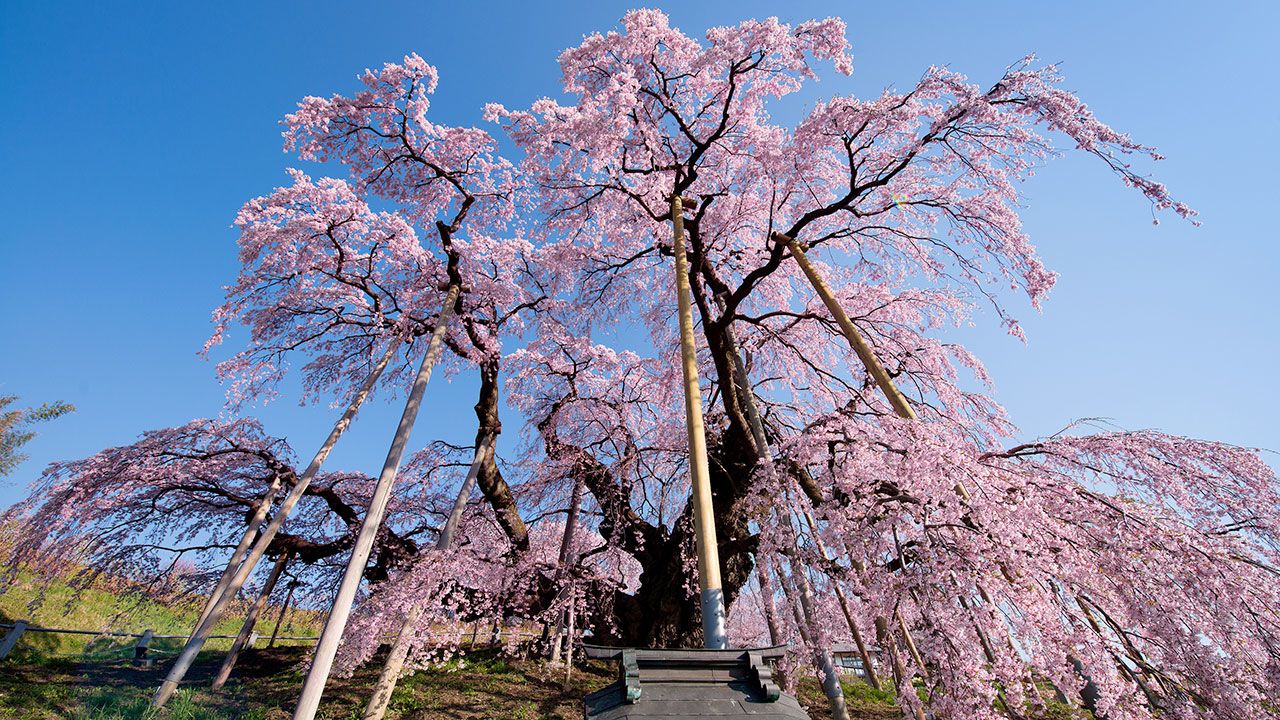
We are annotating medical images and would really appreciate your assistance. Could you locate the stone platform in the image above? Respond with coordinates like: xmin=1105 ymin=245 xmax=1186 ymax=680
xmin=582 ymin=645 xmax=809 ymax=719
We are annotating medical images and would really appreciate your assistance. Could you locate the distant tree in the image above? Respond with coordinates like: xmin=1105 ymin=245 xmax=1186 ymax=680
xmin=0 ymin=394 xmax=73 ymax=477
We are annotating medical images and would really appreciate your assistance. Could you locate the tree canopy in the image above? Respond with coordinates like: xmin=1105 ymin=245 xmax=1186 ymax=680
xmin=4 ymin=11 xmax=1276 ymax=720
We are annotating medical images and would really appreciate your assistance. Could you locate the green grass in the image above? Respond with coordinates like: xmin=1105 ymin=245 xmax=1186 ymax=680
xmin=0 ymin=568 xmax=317 ymax=661
xmin=0 ymin=570 xmax=1088 ymax=720
xmin=0 ymin=646 xmax=1102 ymax=720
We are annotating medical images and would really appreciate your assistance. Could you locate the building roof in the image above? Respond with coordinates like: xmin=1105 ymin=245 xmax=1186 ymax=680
xmin=582 ymin=645 xmax=811 ymax=719
xmin=830 ymin=643 xmax=883 ymax=654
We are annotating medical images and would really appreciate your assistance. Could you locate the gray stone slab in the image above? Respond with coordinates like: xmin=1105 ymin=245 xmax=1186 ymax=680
xmin=585 ymin=681 xmax=810 ymax=719
xmin=583 ymin=646 xmax=808 ymax=719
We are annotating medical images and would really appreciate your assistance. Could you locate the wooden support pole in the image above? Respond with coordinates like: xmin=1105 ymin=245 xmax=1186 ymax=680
xmin=437 ymin=434 xmax=495 ymax=552
xmin=550 ymin=478 xmax=584 ymax=666
xmin=0 ymin=621 xmax=28 ymax=661
xmin=268 ymin=579 xmax=299 ymax=648
xmin=796 ymin=505 xmax=882 ymax=690
xmin=755 ymin=564 xmax=783 ymax=648
xmin=153 ymin=336 xmax=404 ymax=708
xmin=780 ymin=231 xmax=999 ymax=695
xmin=895 ymin=609 xmax=927 ymax=678
xmin=361 ymin=434 xmax=496 ymax=720
xmin=671 ymin=195 xmax=727 ymax=649
xmin=775 ymin=232 xmax=916 ymax=420
xmin=722 ymin=304 xmax=882 ymax=690
xmin=876 ymin=617 xmax=927 ymax=720
xmin=212 ymin=551 xmax=291 ymax=689
xmin=292 ymin=284 xmax=460 ymax=720
xmin=133 ymin=629 xmax=155 ymax=667
xmin=773 ymin=556 xmax=849 ymax=720
xmin=361 ymin=602 xmax=426 ymax=720
xmin=563 ymin=597 xmax=577 ymax=686
xmin=193 ymin=477 xmax=283 ymax=636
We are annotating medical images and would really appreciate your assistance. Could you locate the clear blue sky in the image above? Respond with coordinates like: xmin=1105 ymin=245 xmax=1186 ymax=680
xmin=1 ymin=0 xmax=1277 ymax=508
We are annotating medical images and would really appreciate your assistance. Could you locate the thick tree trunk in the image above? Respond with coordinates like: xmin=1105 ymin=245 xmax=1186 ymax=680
xmin=292 ymin=285 xmax=459 ymax=720
xmin=211 ymin=552 xmax=290 ymax=690
xmin=472 ymin=359 xmax=528 ymax=550
xmin=153 ymin=337 xmax=402 ymax=708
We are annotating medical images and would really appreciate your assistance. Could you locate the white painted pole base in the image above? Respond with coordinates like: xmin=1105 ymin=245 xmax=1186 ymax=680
xmin=700 ymin=588 xmax=728 ymax=650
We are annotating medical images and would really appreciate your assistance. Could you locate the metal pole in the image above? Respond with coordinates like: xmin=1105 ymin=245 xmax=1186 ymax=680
xmin=671 ymin=195 xmax=727 ymax=649
xmin=153 ymin=336 xmax=403 ymax=708
xmin=292 ymin=284 xmax=460 ymax=720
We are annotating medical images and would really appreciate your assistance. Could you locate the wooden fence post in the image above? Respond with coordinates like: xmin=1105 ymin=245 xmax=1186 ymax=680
xmin=0 ymin=621 xmax=29 ymax=660
xmin=134 ymin=630 xmax=155 ymax=668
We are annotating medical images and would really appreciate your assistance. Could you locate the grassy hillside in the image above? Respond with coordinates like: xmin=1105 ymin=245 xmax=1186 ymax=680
xmin=0 ymin=568 xmax=317 ymax=660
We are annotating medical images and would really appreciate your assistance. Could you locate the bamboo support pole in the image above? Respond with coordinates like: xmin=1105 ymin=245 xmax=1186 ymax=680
xmin=153 ymin=336 xmax=404 ymax=708
xmin=291 ymin=285 xmax=460 ymax=720
xmin=895 ymin=608 xmax=927 ymax=677
xmin=781 ymin=231 xmax=1017 ymax=696
xmin=671 ymin=195 xmax=727 ymax=649
xmin=212 ymin=551 xmax=290 ymax=689
xmin=361 ymin=433 xmax=497 ymax=720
